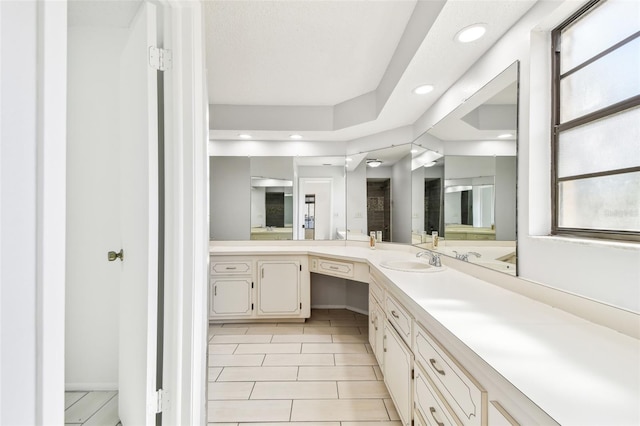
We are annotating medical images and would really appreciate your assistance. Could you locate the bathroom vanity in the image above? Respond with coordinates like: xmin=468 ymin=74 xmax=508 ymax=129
xmin=210 ymin=242 xmax=639 ymax=426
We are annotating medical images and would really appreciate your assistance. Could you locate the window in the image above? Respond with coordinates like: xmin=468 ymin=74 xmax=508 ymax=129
xmin=552 ymin=0 xmax=640 ymax=241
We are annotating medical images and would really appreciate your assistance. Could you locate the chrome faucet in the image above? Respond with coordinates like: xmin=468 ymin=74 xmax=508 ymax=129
xmin=416 ymin=251 xmax=441 ymax=267
xmin=453 ymin=251 xmax=481 ymax=262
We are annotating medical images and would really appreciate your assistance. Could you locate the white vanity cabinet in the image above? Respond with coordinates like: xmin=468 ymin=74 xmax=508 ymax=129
xmin=368 ymin=294 xmax=386 ymax=372
xmin=384 ymin=321 xmax=414 ymax=426
xmin=257 ymin=259 xmax=302 ymax=317
xmin=210 ymin=259 xmax=254 ymax=319
xmin=210 ymin=255 xmax=310 ymax=321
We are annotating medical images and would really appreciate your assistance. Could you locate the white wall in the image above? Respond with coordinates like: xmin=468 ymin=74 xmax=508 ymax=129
xmin=251 ymin=187 xmax=266 ymax=227
xmin=347 ymin=161 xmax=367 ymax=235
xmin=298 ymin=165 xmax=346 ymax=238
xmin=65 ymin=26 xmax=127 ymax=390
xmin=414 ymin=1 xmax=640 ymax=313
xmin=392 ymin=154 xmax=412 ymax=243
xmin=210 ymin=157 xmax=250 ymax=240
xmin=495 ymin=156 xmax=517 ymax=240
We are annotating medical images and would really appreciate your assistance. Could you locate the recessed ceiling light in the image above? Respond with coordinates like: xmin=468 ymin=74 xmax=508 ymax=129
xmin=413 ymin=84 xmax=434 ymax=95
xmin=410 ymin=149 xmax=418 ymax=154
xmin=238 ymin=134 xmax=252 ymax=139
xmin=455 ymin=24 xmax=487 ymax=43
xmin=290 ymin=134 xmax=302 ymax=140
xmin=498 ymin=133 xmax=513 ymax=139
xmin=366 ymin=159 xmax=382 ymax=168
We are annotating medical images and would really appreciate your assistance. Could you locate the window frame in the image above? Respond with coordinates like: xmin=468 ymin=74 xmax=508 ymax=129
xmin=551 ymin=0 xmax=640 ymax=242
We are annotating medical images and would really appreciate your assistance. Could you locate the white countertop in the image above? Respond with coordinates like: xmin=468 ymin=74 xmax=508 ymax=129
xmin=210 ymin=243 xmax=640 ymax=425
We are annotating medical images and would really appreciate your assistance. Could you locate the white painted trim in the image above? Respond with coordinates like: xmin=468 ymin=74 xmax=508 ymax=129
xmin=36 ymin=2 xmax=67 ymax=424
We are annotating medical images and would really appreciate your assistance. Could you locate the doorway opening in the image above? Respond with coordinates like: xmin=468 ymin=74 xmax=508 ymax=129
xmin=424 ymin=178 xmax=442 ymax=235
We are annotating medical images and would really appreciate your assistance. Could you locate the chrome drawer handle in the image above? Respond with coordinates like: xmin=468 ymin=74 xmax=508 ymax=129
xmin=429 ymin=407 xmax=445 ymax=426
xmin=391 ymin=310 xmax=400 ymax=319
xmin=430 ymin=358 xmax=446 ymax=375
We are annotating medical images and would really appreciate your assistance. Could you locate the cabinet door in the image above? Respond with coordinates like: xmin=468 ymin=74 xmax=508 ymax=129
xmin=374 ymin=304 xmax=385 ymax=372
xmin=210 ymin=278 xmax=253 ymax=317
xmin=384 ymin=322 xmax=413 ymax=426
xmin=368 ymin=294 xmax=377 ymax=353
xmin=257 ymin=260 xmax=301 ymax=316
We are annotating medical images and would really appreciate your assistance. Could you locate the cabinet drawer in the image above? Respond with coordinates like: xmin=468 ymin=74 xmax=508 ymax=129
xmin=415 ymin=365 xmax=462 ymax=426
xmin=385 ymin=294 xmax=412 ymax=346
xmin=211 ymin=260 xmax=252 ymax=275
xmin=414 ymin=323 xmax=486 ymax=426
xmin=317 ymin=258 xmax=354 ymax=278
xmin=369 ymin=274 xmax=384 ymax=304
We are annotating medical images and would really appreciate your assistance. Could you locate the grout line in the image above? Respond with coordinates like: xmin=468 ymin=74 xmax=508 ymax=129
xmin=247 ymin=382 xmax=256 ymax=400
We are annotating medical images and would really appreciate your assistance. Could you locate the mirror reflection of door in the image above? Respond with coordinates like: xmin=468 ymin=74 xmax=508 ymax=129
xmin=424 ymin=178 xmax=442 ymax=235
xmin=304 ymin=194 xmax=315 ymax=240
xmin=367 ymin=178 xmax=390 ymax=241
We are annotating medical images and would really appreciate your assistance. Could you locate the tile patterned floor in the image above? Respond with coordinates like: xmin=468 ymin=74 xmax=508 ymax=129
xmin=64 ymin=391 xmax=120 ymax=425
xmin=207 ymin=309 xmax=401 ymax=426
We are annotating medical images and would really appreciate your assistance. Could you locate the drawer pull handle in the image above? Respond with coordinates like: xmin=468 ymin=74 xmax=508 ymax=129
xmin=329 ymin=266 xmax=339 ymax=270
xmin=429 ymin=358 xmax=446 ymax=375
xmin=225 ymin=266 xmax=237 ymax=270
xmin=429 ymin=407 xmax=445 ymax=426
xmin=391 ymin=310 xmax=400 ymax=319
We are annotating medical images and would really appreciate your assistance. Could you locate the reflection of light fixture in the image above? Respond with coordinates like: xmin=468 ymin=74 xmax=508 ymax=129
xmin=290 ymin=134 xmax=302 ymax=140
xmin=455 ymin=24 xmax=487 ymax=43
xmin=345 ymin=158 xmax=353 ymax=162
xmin=413 ymin=84 xmax=434 ymax=95
xmin=410 ymin=149 xmax=418 ymax=154
xmin=498 ymin=133 xmax=513 ymax=139
xmin=423 ymin=161 xmax=437 ymax=168
xmin=366 ymin=159 xmax=382 ymax=168
xmin=238 ymin=133 xmax=252 ymax=139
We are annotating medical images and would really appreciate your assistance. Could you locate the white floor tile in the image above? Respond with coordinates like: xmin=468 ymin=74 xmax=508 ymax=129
xmin=64 ymin=392 xmax=87 ymax=410
xmin=207 ymin=400 xmax=292 ymax=423
xmin=64 ymin=391 xmax=116 ymax=424
xmin=384 ymin=399 xmax=400 ymax=421
xmin=342 ymin=422 xmax=401 ymax=426
xmin=330 ymin=320 xmax=369 ymax=327
xmin=251 ymin=381 xmax=337 ymax=400
xmin=246 ymin=326 xmax=304 ymax=335
xmin=303 ymin=319 xmax=331 ymax=326
xmin=373 ymin=365 xmax=384 ymax=381
xmin=331 ymin=334 xmax=368 ymax=343
xmin=240 ymin=423 xmax=339 ymax=426
xmin=334 ymin=353 xmax=377 ymax=365
xmin=235 ymin=343 xmax=302 ymax=354
xmin=297 ymin=366 xmax=376 ymax=381
xmin=208 ymin=344 xmax=238 ymax=354
xmin=210 ymin=327 xmax=249 ymax=335
xmin=290 ymin=399 xmax=389 ymax=421
xmin=337 ymin=381 xmax=390 ymax=399
xmin=217 ymin=366 xmax=298 ymax=382
xmin=82 ymin=395 xmax=119 ymax=426
xmin=301 ymin=343 xmax=367 ymax=354
xmin=211 ymin=335 xmax=272 ymax=344
xmin=208 ymin=354 xmax=265 ymax=367
xmin=208 ymin=382 xmax=254 ymax=400
xmin=263 ymin=354 xmax=334 ymax=366
xmin=271 ymin=334 xmax=332 ymax=343
xmin=223 ymin=323 xmax=277 ymax=328
xmin=209 ymin=367 xmax=223 ymax=381
xmin=303 ymin=327 xmax=361 ymax=335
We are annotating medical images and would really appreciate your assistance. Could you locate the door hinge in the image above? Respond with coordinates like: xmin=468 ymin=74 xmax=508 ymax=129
xmin=251 ymin=303 xmax=254 ymax=310
xmin=411 ymin=420 xmax=414 ymax=426
xmin=149 ymin=46 xmax=172 ymax=71
xmin=411 ymin=368 xmax=415 ymax=380
xmin=251 ymin=282 xmax=254 ymax=289
xmin=300 ymin=265 xmax=302 ymax=271
xmin=155 ymin=388 xmax=164 ymax=414
xmin=300 ymin=302 xmax=302 ymax=309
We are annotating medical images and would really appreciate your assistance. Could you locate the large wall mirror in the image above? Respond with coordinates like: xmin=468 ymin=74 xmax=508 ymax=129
xmin=346 ymin=144 xmax=412 ymax=244
xmin=209 ymin=155 xmax=346 ymax=241
xmin=412 ymin=61 xmax=519 ymax=275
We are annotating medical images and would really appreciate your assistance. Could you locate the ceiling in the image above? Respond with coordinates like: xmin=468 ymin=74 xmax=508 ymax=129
xmin=206 ymin=0 xmax=537 ymax=143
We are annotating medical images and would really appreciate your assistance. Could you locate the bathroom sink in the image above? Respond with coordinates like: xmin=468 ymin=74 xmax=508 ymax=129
xmin=379 ymin=260 xmax=445 ymax=273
